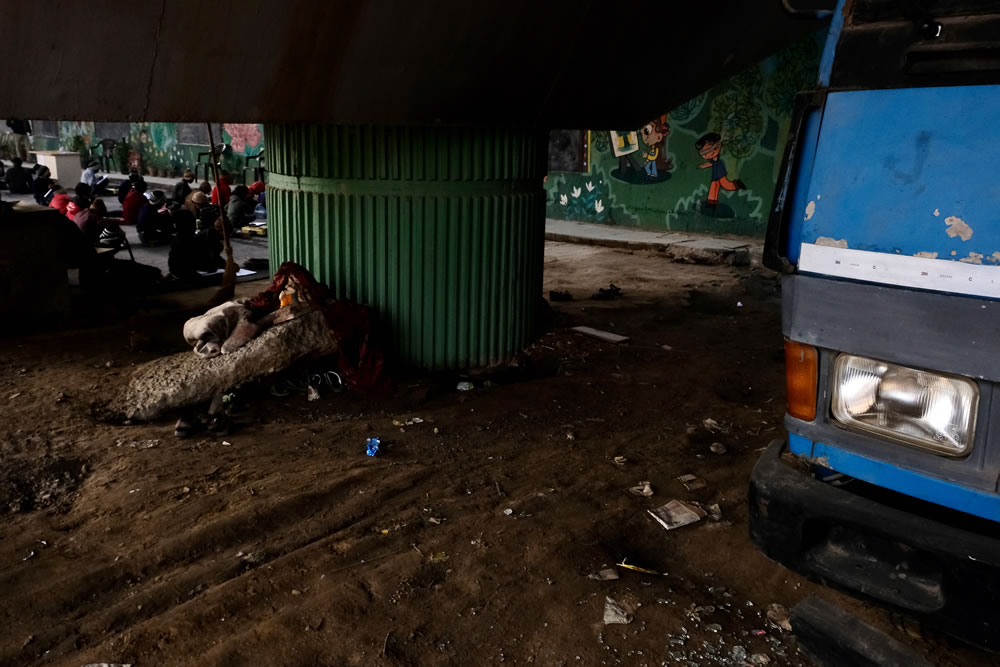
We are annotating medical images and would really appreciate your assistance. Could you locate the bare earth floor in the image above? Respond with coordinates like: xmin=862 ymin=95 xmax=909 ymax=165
xmin=0 ymin=242 xmax=986 ymax=666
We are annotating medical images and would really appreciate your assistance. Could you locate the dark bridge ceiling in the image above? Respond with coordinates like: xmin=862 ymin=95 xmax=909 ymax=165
xmin=0 ymin=0 xmax=829 ymax=128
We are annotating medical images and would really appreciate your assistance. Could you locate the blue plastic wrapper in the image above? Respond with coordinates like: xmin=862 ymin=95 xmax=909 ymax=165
xmin=366 ymin=437 xmax=381 ymax=457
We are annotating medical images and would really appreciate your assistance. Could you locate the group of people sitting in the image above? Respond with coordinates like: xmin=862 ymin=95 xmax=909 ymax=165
xmin=2 ymin=156 xmax=266 ymax=288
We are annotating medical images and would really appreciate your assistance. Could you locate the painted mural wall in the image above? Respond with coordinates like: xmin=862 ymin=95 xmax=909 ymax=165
xmin=545 ymin=33 xmax=823 ymax=237
xmin=29 ymin=122 xmax=264 ymax=179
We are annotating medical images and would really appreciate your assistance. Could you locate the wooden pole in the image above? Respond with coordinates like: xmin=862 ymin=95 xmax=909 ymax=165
xmin=206 ymin=123 xmax=237 ymax=304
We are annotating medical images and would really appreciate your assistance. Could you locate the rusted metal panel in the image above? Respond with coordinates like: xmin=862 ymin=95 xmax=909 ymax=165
xmin=267 ymin=124 xmax=545 ymax=369
xmin=0 ymin=1 xmax=826 ymax=128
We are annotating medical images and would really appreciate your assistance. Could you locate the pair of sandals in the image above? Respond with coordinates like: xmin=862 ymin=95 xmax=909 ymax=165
xmin=175 ymin=413 xmax=231 ymax=438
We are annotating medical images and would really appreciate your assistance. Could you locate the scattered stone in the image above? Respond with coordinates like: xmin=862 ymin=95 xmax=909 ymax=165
xmin=709 ymin=442 xmax=727 ymax=455
xmin=566 ymin=431 xmax=576 ymax=441
xmin=612 ymin=455 xmax=628 ymax=466
xmin=705 ymin=623 xmax=722 ymax=633
xmin=628 ymin=480 xmax=654 ymax=497
xmin=588 ymin=568 xmax=620 ymax=581
xmin=750 ymin=654 xmax=771 ymax=665
xmin=603 ymin=597 xmax=633 ymax=625
xmin=767 ymin=603 xmax=792 ymax=632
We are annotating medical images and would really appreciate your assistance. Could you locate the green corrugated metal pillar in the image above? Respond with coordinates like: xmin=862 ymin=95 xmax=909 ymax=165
xmin=265 ymin=125 xmax=546 ymax=370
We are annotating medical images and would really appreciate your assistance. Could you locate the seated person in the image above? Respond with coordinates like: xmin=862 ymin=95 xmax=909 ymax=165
xmin=189 ymin=191 xmax=220 ymax=230
xmin=173 ymin=169 xmax=195 ymax=204
xmin=122 ymin=178 xmax=147 ymax=225
xmin=49 ymin=186 xmax=72 ymax=217
xmin=32 ymin=167 xmax=52 ymax=205
xmin=137 ymin=190 xmax=174 ymax=245
xmin=73 ymin=198 xmax=109 ymax=246
xmin=117 ymin=170 xmax=142 ymax=204
xmin=65 ymin=183 xmax=93 ymax=221
xmin=168 ymin=209 xmax=201 ymax=281
xmin=227 ymin=185 xmax=257 ymax=227
xmin=211 ymin=169 xmax=233 ymax=206
xmin=82 ymin=160 xmax=109 ymax=194
xmin=5 ymin=157 xmax=33 ymax=194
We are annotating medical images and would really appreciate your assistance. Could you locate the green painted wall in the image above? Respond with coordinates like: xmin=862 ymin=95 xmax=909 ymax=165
xmin=27 ymin=121 xmax=264 ymax=179
xmin=545 ymin=32 xmax=823 ymax=237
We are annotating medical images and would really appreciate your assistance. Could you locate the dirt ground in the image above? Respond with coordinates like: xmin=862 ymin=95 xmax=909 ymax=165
xmin=0 ymin=242 xmax=988 ymax=666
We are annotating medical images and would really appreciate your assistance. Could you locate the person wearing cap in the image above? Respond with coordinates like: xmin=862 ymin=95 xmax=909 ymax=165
xmin=173 ymin=168 xmax=195 ymax=205
xmin=81 ymin=160 xmax=109 ymax=195
xmin=137 ymin=190 xmax=174 ymax=245
xmin=117 ymin=169 xmax=143 ymax=204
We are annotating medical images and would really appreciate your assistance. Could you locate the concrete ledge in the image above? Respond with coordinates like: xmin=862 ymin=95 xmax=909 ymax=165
xmin=545 ymin=219 xmax=755 ymax=266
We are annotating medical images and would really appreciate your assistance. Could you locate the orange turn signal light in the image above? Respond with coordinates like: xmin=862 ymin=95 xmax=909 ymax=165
xmin=785 ymin=340 xmax=818 ymax=421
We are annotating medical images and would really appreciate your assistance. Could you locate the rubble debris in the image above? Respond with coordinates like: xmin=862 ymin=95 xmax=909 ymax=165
xmin=570 ymin=326 xmax=630 ymax=344
xmin=676 ymin=474 xmax=707 ymax=492
xmin=392 ymin=417 xmax=424 ymax=427
xmin=366 ymin=437 xmax=381 ymax=457
xmin=116 ymin=439 xmax=159 ymax=449
xmin=627 ymin=481 xmax=654 ymax=497
xmin=702 ymin=418 xmax=723 ymax=432
xmin=648 ymin=500 xmax=707 ymax=531
xmin=602 ymin=596 xmax=633 ymax=625
xmin=588 ymin=568 xmax=620 ymax=581
xmin=766 ymin=603 xmax=792 ymax=632
xmin=709 ymin=442 xmax=727 ymax=455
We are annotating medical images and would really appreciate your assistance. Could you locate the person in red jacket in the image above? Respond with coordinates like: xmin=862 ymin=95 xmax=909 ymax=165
xmin=211 ymin=169 xmax=233 ymax=207
xmin=122 ymin=179 xmax=148 ymax=225
xmin=49 ymin=186 xmax=72 ymax=217
xmin=64 ymin=183 xmax=93 ymax=221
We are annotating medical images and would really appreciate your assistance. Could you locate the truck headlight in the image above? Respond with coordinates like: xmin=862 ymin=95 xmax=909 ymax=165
xmin=831 ymin=354 xmax=978 ymax=456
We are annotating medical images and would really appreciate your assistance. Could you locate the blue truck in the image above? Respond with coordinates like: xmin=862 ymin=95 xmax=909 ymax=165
xmin=750 ymin=0 xmax=1000 ymax=652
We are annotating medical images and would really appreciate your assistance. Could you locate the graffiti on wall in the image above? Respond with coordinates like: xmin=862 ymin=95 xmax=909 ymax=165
xmin=546 ymin=32 xmax=823 ymax=236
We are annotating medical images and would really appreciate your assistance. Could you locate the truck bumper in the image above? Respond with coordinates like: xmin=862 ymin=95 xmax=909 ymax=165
xmin=749 ymin=439 xmax=1000 ymax=652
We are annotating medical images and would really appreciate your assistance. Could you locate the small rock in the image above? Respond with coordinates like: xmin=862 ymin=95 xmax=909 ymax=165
xmin=566 ymin=431 xmax=576 ymax=441
xmin=588 ymin=568 xmax=620 ymax=581
xmin=705 ymin=623 xmax=722 ymax=633
xmin=603 ymin=597 xmax=633 ymax=625
xmin=750 ymin=654 xmax=771 ymax=665
xmin=503 ymin=508 xmax=513 ymax=516
xmin=709 ymin=442 xmax=727 ymax=455
xmin=766 ymin=603 xmax=792 ymax=631
xmin=291 ymin=589 xmax=301 ymax=596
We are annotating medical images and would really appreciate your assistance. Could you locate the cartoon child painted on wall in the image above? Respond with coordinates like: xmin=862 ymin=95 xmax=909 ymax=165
xmin=640 ymin=117 xmax=670 ymax=180
xmin=695 ymin=132 xmax=746 ymax=206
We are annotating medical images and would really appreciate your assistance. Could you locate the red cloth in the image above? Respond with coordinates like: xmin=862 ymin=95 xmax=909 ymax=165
xmin=49 ymin=192 xmax=72 ymax=217
xmin=65 ymin=200 xmax=83 ymax=221
xmin=211 ymin=181 xmax=231 ymax=206
xmin=122 ymin=190 xmax=144 ymax=225
xmin=247 ymin=261 xmax=392 ymax=394
xmin=248 ymin=181 xmax=266 ymax=196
